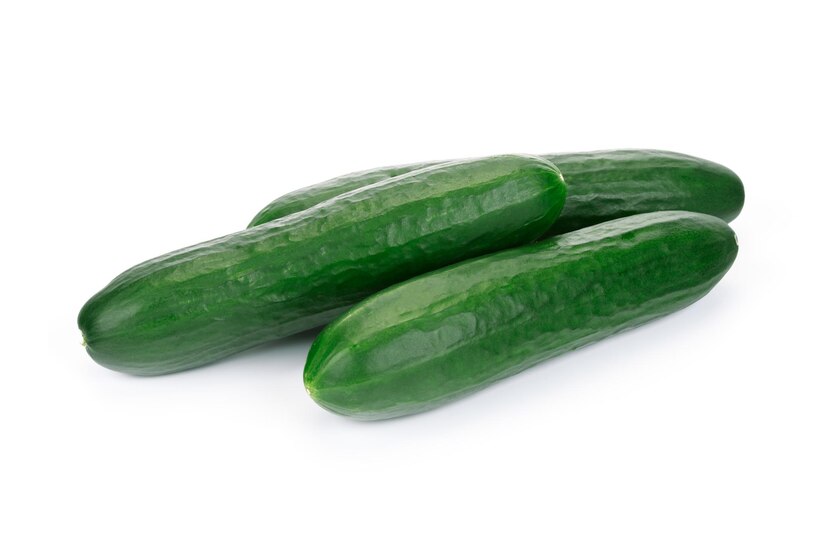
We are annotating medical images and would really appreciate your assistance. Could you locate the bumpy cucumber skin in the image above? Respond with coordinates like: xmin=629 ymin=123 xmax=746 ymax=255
xmin=549 ymin=150 xmax=744 ymax=234
xmin=79 ymin=155 xmax=566 ymax=375
xmin=248 ymin=150 xmax=744 ymax=235
xmin=304 ymin=211 xmax=738 ymax=420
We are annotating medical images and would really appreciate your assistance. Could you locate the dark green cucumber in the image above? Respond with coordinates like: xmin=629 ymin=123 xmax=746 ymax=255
xmin=304 ymin=211 xmax=738 ymax=420
xmin=248 ymin=150 xmax=744 ymax=234
xmin=547 ymin=150 xmax=743 ymax=234
xmin=78 ymin=155 xmax=566 ymax=375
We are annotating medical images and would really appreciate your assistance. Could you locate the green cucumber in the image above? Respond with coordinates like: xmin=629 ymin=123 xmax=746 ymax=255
xmin=248 ymin=150 xmax=744 ymax=234
xmin=547 ymin=150 xmax=743 ymax=234
xmin=78 ymin=155 xmax=566 ymax=375
xmin=304 ymin=211 xmax=738 ymax=420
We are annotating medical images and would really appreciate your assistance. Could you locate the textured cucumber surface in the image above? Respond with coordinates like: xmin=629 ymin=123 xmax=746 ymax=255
xmin=79 ymin=155 xmax=566 ymax=375
xmin=304 ymin=211 xmax=738 ymax=420
xmin=248 ymin=150 xmax=744 ymax=234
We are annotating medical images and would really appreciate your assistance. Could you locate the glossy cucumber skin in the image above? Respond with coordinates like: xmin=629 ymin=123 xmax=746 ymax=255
xmin=248 ymin=150 xmax=744 ymax=235
xmin=304 ymin=211 xmax=738 ymax=420
xmin=548 ymin=150 xmax=743 ymax=234
xmin=78 ymin=155 xmax=566 ymax=375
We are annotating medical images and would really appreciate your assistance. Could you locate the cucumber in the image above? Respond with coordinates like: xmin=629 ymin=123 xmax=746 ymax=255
xmin=304 ymin=211 xmax=738 ymax=420
xmin=248 ymin=150 xmax=744 ymax=234
xmin=78 ymin=155 xmax=566 ymax=375
xmin=548 ymin=150 xmax=743 ymax=234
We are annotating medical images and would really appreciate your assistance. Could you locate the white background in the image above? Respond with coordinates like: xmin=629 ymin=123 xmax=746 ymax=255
xmin=2 ymin=1 xmax=824 ymax=549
